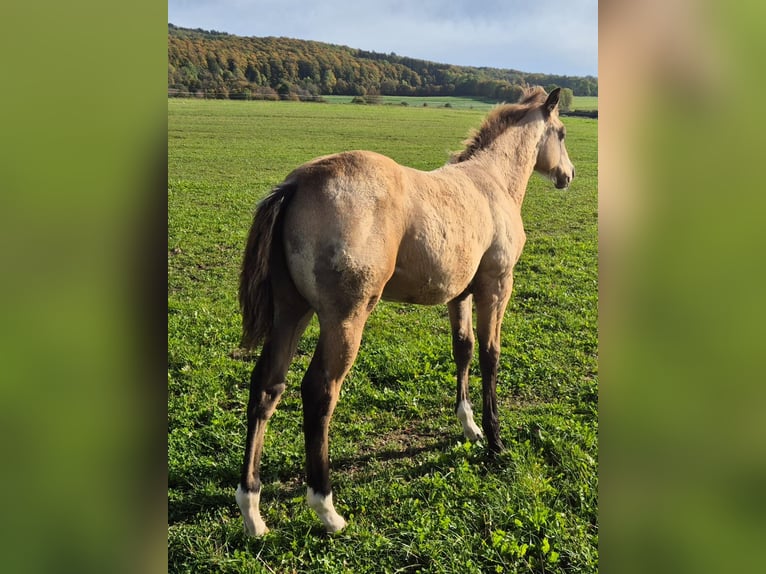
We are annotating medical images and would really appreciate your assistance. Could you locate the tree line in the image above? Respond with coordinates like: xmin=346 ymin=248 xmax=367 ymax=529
xmin=168 ymin=24 xmax=598 ymax=101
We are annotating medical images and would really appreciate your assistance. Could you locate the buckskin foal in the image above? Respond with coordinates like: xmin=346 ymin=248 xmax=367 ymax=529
xmin=236 ymin=86 xmax=574 ymax=535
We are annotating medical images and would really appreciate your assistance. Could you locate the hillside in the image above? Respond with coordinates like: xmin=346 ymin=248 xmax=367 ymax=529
xmin=168 ymin=24 xmax=597 ymax=101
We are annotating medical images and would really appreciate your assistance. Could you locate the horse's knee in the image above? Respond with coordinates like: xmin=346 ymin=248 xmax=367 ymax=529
xmin=479 ymin=344 xmax=500 ymax=367
xmin=452 ymin=325 xmax=474 ymax=344
xmin=452 ymin=328 xmax=474 ymax=358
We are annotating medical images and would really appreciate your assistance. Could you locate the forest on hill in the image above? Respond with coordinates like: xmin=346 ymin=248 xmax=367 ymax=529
xmin=168 ymin=24 xmax=598 ymax=101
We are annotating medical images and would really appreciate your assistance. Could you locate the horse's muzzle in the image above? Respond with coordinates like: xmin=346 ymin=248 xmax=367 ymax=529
xmin=554 ymin=174 xmax=572 ymax=189
xmin=554 ymin=165 xmax=574 ymax=189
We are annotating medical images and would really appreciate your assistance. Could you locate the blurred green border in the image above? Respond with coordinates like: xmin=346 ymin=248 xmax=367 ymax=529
xmin=0 ymin=3 xmax=168 ymax=573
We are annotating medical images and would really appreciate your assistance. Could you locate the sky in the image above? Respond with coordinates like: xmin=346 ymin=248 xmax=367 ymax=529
xmin=167 ymin=0 xmax=598 ymax=77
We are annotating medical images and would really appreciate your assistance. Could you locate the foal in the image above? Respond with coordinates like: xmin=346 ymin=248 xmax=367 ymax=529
xmin=236 ymin=87 xmax=574 ymax=535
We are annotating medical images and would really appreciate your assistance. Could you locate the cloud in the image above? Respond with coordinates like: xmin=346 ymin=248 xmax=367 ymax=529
xmin=168 ymin=0 xmax=597 ymax=76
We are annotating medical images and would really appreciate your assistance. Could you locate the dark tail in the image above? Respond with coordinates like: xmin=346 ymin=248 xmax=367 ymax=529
xmin=239 ymin=183 xmax=297 ymax=349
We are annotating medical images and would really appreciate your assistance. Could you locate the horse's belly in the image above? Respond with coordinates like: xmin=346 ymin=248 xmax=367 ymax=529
xmin=381 ymin=260 xmax=474 ymax=305
xmin=380 ymin=203 xmax=489 ymax=305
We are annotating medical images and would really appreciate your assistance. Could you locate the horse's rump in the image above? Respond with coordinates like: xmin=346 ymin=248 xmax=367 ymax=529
xmin=282 ymin=160 xmax=403 ymax=314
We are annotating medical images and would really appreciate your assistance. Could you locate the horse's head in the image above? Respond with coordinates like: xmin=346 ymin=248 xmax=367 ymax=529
xmin=535 ymin=88 xmax=575 ymax=189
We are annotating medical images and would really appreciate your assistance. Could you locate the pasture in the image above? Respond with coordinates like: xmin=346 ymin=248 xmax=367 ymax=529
xmin=318 ymin=95 xmax=597 ymax=111
xmin=168 ymin=99 xmax=598 ymax=572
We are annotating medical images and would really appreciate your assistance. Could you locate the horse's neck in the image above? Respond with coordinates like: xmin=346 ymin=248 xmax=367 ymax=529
xmin=467 ymin=121 xmax=544 ymax=206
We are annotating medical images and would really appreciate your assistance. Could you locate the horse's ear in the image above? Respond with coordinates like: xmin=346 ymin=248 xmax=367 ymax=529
xmin=544 ymin=88 xmax=561 ymax=114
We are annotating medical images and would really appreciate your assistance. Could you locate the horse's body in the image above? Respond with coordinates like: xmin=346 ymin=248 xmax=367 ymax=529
xmin=283 ymin=150 xmax=517 ymax=308
xmin=236 ymin=87 xmax=574 ymax=536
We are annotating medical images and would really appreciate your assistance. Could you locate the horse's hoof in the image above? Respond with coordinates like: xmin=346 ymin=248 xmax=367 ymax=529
xmin=308 ymin=488 xmax=347 ymax=534
xmin=465 ymin=429 xmax=483 ymax=442
xmin=244 ymin=520 xmax=270 ymax=537
xmin=488 ymin=439 xmax=505 ymax=455
xmin=324 ymin=515 xmax=347 ymax=534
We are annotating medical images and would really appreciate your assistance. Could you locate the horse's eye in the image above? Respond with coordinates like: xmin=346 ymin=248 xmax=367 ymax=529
xmin=558 ymin=129 xmax=566 ymax=141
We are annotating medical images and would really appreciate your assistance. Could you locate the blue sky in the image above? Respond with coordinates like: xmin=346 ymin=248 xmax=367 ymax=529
xmin=168 ymin=0 xmax=597 ymax=77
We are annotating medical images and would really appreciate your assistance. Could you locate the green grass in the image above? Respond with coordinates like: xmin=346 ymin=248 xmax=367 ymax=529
xmin=571 ymin=96 xmax=598 ymax=111
xmin=168 ymin=99 xmax=597 ymax=573
xmin=320 ymin=94 xmax=597 ymax=111
xmin=321 ymin=95 xmax=498 ymax=109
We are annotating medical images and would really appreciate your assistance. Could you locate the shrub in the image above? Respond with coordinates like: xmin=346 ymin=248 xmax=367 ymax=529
xmin=559 ymin=88 xmax=574 ymax=112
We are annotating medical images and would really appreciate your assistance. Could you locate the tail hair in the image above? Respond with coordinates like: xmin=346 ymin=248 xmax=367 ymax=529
xmin=238 ymin=183 xmax=296 ymax=349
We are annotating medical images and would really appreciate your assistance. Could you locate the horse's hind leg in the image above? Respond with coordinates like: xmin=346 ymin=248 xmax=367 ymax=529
xmin=301 ymin=311 xmax=370 ymax=533
xmin=236 ymin=303 xmax=312 ymax=536
xmin=448 ymin=293 xmax=483 ymax=442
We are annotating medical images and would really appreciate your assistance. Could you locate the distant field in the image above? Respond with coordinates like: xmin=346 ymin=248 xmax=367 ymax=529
xmin=321 ymin=95 xmax=498 ymax=109
xmin=321 ymin=94 xmax=598 ymax=111
xmin=168 ymin=99 xmax=597 ymax=573
xmin=571 ymin=96 xmax=598 ymax=111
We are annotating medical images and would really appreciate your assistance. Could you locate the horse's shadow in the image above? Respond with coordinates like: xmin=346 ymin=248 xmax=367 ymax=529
xmin=168 ymin=490 xmax=233 ymax=525
xmin=168 ymin=431 xmax=488 ymax=526
xmin=168 ymin=460 xmax=304 ymax=525
xmin=332 ymin=435 xmax=454 ymax=477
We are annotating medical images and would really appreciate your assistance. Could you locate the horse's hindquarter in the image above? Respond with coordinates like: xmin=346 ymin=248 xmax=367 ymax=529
xmin=281 ymin=151 xmax=408 ymax=312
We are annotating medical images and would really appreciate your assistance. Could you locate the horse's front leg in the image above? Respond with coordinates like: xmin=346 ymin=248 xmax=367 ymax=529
xmin=474 ymin=280 xmax=513 ymax=454
xmin=448 ymin=292 xmax=483 ymax=442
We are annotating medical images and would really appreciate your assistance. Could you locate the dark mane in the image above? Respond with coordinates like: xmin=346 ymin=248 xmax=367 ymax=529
xmin=450 ymin=86 xmax=548 ymax=163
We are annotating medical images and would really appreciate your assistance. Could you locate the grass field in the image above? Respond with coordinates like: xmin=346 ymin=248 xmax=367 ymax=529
xmin=570 ymin=96 xmax=598 ymax=111
xmin=168 ymin=99 xmax=598 ymax=573
xmin=319 ymin=95 xmax=597 ymax=111
xmin=320 ymin=95 xmax=498 ymax=109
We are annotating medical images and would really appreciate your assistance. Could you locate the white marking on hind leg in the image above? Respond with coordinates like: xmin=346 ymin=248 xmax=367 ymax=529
xmin=236 ymin=484 xmax=269 ymax=536
xmin=457 ymin=400 xmax=483 ymax=442
xmin=307 ymin=488 xmax=347 ymax=533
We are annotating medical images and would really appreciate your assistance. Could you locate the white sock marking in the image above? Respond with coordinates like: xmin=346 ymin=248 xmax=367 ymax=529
xmin=457 ymin=400 xmax=483 ymax=442
xmin=307 ymin=488 xmax=347 ymax=533
xmin=236 ymin=484 xmax=269 ymax=536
